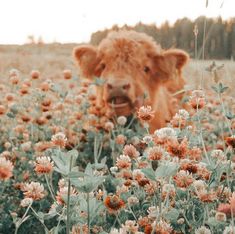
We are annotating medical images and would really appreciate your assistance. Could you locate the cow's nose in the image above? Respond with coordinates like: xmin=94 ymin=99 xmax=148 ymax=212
xmin=107 ymin=80 xmax=131 ymax=91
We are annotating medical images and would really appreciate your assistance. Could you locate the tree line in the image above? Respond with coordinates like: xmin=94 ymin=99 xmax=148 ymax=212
xmin=90 ymin=16 xmax=235 ymax=60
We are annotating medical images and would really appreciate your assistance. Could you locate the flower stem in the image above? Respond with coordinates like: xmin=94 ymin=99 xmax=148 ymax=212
xmin=14 ymin=204 xmax=31 ymax=234
xmin=203 ymin=204 xmax=209 ymax=225
xmin=94 ymin=135 xmax=98 ymax=164
xmin=30 ymin=206 xmax=49 ymax=233
xmin=218 ymin=92 xmax=233 ymax=135
xmin=45 ymin=174 xmax=56 ymax=202
xmin=0 ymin=183 xmax=5 ymax=197
xmin=128 ymin=204 xmax=137 ymax=221
xmin=200 ymin=16 xmax=207 ymax=89
xmin=196 ymin=104 xmax=210 ymax=164
xmin=66 ymin=155 xmax=73 ymax=234
xmin=87 ymin=192 xmax=90 ymax=234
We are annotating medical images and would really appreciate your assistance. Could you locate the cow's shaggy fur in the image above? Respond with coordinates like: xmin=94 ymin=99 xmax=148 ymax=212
xmin=73 ymin=30 xmax=189 ymax=132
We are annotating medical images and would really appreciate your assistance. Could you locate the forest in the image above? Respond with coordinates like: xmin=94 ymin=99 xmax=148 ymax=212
xmin=90 ymin=16 xmax=235 ymax=59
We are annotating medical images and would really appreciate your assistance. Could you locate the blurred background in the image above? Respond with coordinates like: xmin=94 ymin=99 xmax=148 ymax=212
xmin=0 ymin=0 xmax=234 ymax=48
xmin=0 ymin=0 xmax=234 ymax=86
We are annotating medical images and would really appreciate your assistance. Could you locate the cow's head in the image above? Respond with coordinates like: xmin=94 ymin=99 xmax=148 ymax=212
xmin=73 ymin=31 xmax=189 ymax=117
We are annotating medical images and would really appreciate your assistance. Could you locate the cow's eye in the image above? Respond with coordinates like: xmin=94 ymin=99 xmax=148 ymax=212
xmin=100 ymin=63 xmax=106 ymax=70
xmin=95 ymin=63 xmax=106 ymax=76
xmin=144 ymin=66 xmax=150 ymax=73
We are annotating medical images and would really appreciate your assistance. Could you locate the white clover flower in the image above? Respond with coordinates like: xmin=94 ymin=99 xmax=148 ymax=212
xmin=193 ymin=180 xmax=207 ymax=193
xmin=195 ymin=226 xmax=212 ymax=234
xmin=223 ymin=225 xmax=235 ymax=234
xmin=121 ymin=220 xmax=139 ymax=233
xmin=51 ymin=132 xmax=67 ymax=148
xmin=178 ymin=109 xmax=190 ymax=119
xmin=110 ymin=166 xmax=118 ymax=174
xmin=191 ymin=90 xmax=205 ymax=98
xmin=117 ymin=154 xmax=131 ymax=162
xmin=131 ymin=136 xmax=140 ymax=145
xmin=21 ymin=141 xmax=32 ymax=152
xmin=109 ymin=228 xmax=120 ymax=234
xmin=35 ymin=156 xmax=54 ymax=174
xmin=143 ymin=135 xmax=153 ymax=144
xmin=104 ymin=121 xmax=114 ymax=131
xmin=22 ymin=182 xmax=45 ymax=200
xmin=117 ymin=116 xmax=127 ymax=126
xmin=154 ymin=219 xmax=173 ymax=233
xmin=132 ymin=169 xmax=145 ymax=178
xmin=154 ymin=127 xmax=177 ymax=140
xmin=127 ymin=196 xmax=139 ymax=205
xmin=116 ymin=154 xmax=132 ymax=169
xmin=215 ymin=212 xmax=226 ymax=222
xmin=9 ymin=68 xmax=20 ymax=78
xmin=20 ymin=198 xmax=33 ymax=207
xmin=147 ymin=206 xmax=159 ymax=219
xmin=211 ymin=149 xmax=225 ymax=161
xmin=162 ymin=183 xmax=175 ymax=194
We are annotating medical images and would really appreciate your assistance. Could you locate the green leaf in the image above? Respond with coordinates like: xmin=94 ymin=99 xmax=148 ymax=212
xmin=51 ymin=149 xmax=78 ymax=172
xmin=101 ymin=157 xmax=107 ymax=165
xmin=93 ymin=163 xmax=106 ymax=170
xmin=71 ymin=176 xmax=106 ymax=193
xmin=207 ymin=217 xmax=225 ymax=227
xmin=211 ymin=82 xmax=229 ymax=94
xmin=164 ymin=208 xmax=180 ymax=222
xmin=141 ymin=168 xmax=156 ymax=181
xmin=15 ymin=215 xmax=30 ymax=228
xmin=77 ymin=181 xmax=94 ymax=193
xmin=93 ymin=77 xmax=106 ymax=86
xmin=52 ymin=156 xmax=69 ymax=175
xmin=225 ymin=111 xmax=235 ymax=120
xmin=48 ymin=227 xmax=60 ymax=234
xmin=85 ymin=163 xmax=93 ymax=176
xmin=37 ymin=212 xmax=45 ymax=221
xmin=67 ymin=149 xmax=78 ymax=160
xmin=155 ymin=162 xmax=179 ymax=179
xmin=43 ymin=212 xmax=58 ymax=220
xmin=69 ymin=195 xmax=80 ymax=205
xmin=6 ymin=112 xmax=15 ymax=118
xmin=60 ymin=91 xmax=68 ymax=99
xmin=9 ymin=105 xmax=18 ymax=114
xmin=50 ymin=83 xmax=61 ymax=93
xmin=142 ymin=201 xmax=151 ymax=211
xmin=211 ymin=85 xmax=219 ymax=93
xmin=90 ymin=201 xmax=105 ymax=224
xmin=68 ymin=169 xmax=84 ymax=178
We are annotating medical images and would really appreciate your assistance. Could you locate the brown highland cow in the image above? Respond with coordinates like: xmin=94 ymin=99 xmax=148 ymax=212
xmin=73 ymin=30 xmax=189 ymax=132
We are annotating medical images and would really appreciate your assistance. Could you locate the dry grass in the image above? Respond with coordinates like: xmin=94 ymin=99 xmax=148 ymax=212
xmin=0 ymin=44 xmax=234 ymax=95
xmin=184 ymin=59 xmax=235 ymax=96
xmin=0 ymin=44 xmax=77 ymax=81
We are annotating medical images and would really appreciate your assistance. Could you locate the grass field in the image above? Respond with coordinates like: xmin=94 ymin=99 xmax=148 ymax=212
xmin=0 ymin=43 xmax=235 ymax=234
xmin=0 ymin=43 xmax=234 ymax=92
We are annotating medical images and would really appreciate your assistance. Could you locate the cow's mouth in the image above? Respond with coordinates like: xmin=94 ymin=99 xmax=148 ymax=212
xmin=107 ymin=96 xmax=132 ymax=108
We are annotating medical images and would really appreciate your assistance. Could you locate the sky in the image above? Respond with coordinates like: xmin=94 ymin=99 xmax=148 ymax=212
xmin=0 ymin=0 xmax=234 ymax=44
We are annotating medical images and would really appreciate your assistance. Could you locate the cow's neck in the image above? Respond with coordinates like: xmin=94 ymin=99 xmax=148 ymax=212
xmin=149 ymin=85 xmax=173 ymax=132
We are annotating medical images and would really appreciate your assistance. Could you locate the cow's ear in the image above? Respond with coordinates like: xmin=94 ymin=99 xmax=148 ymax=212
xmin=152 ymin=49 xmax=189 ymax=81
xmin=163 ymin=49 xmax=189 ymax=70
xmin=73 ymin=45 xmax=98 ymax=79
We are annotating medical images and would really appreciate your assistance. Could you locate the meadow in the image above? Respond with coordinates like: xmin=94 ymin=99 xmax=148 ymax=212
xmin=0 ymin=43 xmax=235 ymax=234
xmin=1 ymin=44 xmax=235 ymax=94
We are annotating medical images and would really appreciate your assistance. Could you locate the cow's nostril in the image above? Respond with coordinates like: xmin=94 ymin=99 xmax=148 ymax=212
xmin=107 ymin=83 xmax=113 ymax=89
xmin=122 ymin=83 xmax=131 ymax=90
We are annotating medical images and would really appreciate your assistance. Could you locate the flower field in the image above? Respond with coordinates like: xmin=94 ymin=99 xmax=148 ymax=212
xmin=0 ymin=45 xmax=235 ymax=234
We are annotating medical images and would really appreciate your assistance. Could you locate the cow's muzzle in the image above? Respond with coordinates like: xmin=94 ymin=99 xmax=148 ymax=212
xmin=107 ymin=95 xmax=132 ymax=108
xmin=106 ymin=79 xmax=133 ymax=109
